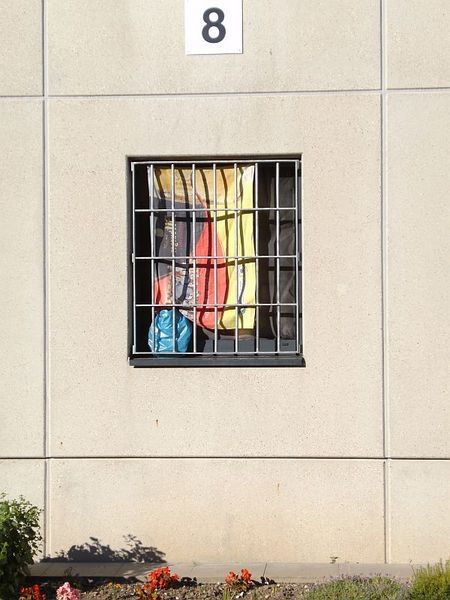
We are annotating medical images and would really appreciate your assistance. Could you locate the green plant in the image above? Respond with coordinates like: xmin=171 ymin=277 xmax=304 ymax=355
xmin=409 ymin=560 xmax=450 ymax=600
xmin=305 ymin=575 xmax=408 ymax=599
xmin=105 ymin=582 xmax=123 ymax=599
xmin=0 ymin=494 xmax=42 ymax=600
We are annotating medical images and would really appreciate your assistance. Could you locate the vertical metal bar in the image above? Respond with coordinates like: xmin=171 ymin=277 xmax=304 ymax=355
xmin=171 ymin=164 xmax=176 ymax=352
xmin=147 ymin=165 xmax=156 ymax=353
xmin=234 ymin=163 xmax=239 ymax=353
xmin=131 ymin=164 xmax=137 ymax=353
xmin=255 ymin=162 xmax=259 ymax=353
xmin=192 ymin=164 xmax=197 ymax=352
xmin=294 ymin=160 xmax=300 ymax=353
xmin=276 ymin=162 xmax=280 ymax=353
xmin=213 ymin=164 xmax=218 ymax=353
xmin=300 ymin=157 xmax=304 ymax=354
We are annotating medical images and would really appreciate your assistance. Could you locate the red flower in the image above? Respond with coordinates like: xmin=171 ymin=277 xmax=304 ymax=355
xmin=137 ymin=566 xmax=180 ymax=597
xmin=225 ymin=568 xmax=253 ymax=590
xmin=18 ymin=585 xmax=46 ymax=600
xmin=225 ymin=571 xmax=238 ymax=586
xmin=240 ymin=569 xmax=252 ymax=583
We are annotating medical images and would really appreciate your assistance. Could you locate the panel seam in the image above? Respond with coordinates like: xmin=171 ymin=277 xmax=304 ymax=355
xmin=380 ymin=0 xmax=391 ymax=565
xmin=2 ymin=88 xmax=450 ymax=102
xmin=42 ymin=0 xmax=51 ymax=559
xmin=3 ymin=456 xmax=448 ymax=461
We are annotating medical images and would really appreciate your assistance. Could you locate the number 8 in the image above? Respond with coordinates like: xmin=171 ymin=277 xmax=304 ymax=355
xmin=202 ymin=8 xmax=226 ymax=43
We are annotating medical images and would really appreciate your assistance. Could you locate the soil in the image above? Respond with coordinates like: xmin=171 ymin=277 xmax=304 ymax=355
xmin=80 ymin=583 xmax=313 ymax=600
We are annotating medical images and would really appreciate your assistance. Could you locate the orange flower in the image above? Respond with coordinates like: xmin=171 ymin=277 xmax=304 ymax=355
xmin=225 ymin=568 xmax=253 ymax=590
xmin=18 ymin=585 xmax=46 ymax=600
xmin=138 ymin=566 xmax=180 ymax=597
xmin=240 ymin=568 xmax=252 ymax=583
xmin=225 ymin=571 xmax=238 ymax=586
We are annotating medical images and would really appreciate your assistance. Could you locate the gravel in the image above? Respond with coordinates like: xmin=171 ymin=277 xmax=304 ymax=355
xmin=80 ymin=582 xmax=314 ymax=600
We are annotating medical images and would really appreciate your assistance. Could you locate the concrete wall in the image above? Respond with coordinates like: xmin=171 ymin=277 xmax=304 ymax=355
xmin=1 ymin=0 xmax=449 ymax=565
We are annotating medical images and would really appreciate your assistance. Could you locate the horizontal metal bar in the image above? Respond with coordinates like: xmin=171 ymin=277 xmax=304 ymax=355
xmin=132 ymin=159 xmax=300 ymax=166
xmin=136 ymin=303 xmax=299 ymax=308
xmin=135 ymin=255 xmax=297 ymax=260
xmin=135 ymin=207 xmax=296 ymax=212
xmin=132 ymin=350 xmax=301 ymax=355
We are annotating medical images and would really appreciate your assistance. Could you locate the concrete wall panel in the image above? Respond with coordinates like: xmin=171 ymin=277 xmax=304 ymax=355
xmin=47 ymin=94 xmax=382 ymax=458
xmin=0 ymin=1 xmax=42 ymax=95
xmin=1 ymin=0 xmax=448 ymax=569
xmin=0 ymin=100 xmax=44 ymax=457
xmin=387 ymin=1 xmax=450 ymax=88
xmin=387 ymin=94 xmax=450 ymax=457
xmin=0 ymin=459 xmax=45 ymax=508
xmin=47 ymin=0 xmax=380 ymax=95
xmin=49 ymin=458 xmax=385 ymax=562
xmin=389 ymin=460 xmax=450 ymax=563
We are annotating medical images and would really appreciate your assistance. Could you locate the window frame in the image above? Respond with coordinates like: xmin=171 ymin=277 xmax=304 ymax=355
xmin=128 ymin=156 xmax=305 ymax=368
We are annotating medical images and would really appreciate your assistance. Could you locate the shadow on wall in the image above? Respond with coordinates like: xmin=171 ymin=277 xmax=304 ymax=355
xmin=42 ymin=534 xmax=166 ymax=563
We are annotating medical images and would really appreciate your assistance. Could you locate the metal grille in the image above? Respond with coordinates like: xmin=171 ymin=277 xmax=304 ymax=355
xmin=129 ymin=158 xmax=303 ymax=367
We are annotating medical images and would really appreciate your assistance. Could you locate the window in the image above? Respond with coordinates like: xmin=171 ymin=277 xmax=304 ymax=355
xmin=129 ymin=158 xmax=304 ymax=367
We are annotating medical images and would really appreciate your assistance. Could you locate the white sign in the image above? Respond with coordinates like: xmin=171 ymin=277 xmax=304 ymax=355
xmin=185 ymin=0 xmax=243 ymax=55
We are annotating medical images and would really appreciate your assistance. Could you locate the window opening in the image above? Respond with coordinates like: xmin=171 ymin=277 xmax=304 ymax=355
xmin=130 ymin=158 xmax=303 ymax=366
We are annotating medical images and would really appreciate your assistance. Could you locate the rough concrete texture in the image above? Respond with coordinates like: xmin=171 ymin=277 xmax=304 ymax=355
xmin=0 ymin=1 xmax=42 ymax=95
xmin=47 ymin=459 xmax=385 ymax=563
xmin=387 ymin=0 xmax=450 ymax=88
xmin=389 ymin=460 xmax=450 ymax=563
xmin=387 ymin=94 xmax=450 ymax=458
xmin=0 ymin=0 xmax=449 ymax=570
xmin=47 ymin=94 xmax=382 ymax=458
xmin=0 ymin=101 xmax=44 ymax=457
xmin=47 ymin=0 xmax=380 ymax=95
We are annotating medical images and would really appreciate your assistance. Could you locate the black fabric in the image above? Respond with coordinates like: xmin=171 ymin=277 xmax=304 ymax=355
xmin=258 ymin=172 xmax=297 ymax=340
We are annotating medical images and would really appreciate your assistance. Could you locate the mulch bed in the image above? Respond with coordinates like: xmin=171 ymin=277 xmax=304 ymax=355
xmin=81 ymin=583 xmax=312 ymax=600
xmin=24 ymin=580 xmax=314 ymax=600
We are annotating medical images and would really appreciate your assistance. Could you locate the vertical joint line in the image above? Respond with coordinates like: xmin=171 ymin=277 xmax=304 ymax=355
xmin=42 ymin=0 xmax=50 ymax=559
xmin=381 ymin=0 xmax=391 ymax=565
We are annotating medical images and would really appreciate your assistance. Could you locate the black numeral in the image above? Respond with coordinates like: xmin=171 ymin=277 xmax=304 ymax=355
xmin=202 ymin=7 xmax=226 ymax=44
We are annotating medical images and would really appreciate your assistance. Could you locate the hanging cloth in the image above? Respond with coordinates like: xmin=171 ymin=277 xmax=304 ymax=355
xmin=149 ymin=165 xmax=256 ymax=331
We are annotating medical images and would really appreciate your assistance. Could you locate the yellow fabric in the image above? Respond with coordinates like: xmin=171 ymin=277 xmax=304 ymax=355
xmin=154 ymin=165 xmax=255 ymax=330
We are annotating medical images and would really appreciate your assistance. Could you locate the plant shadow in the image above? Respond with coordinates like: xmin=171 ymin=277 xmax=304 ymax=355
xmin=42 ymin=534 xmax=166 ymax=563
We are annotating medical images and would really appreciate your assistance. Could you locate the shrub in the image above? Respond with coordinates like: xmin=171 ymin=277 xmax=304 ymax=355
xmin=409 ymin=560 xmax=450 ymax=600
xmin=0 ymin=494 xmax=42 ymax=600
xmin=305 ymin=575 xmax=408 ymax=599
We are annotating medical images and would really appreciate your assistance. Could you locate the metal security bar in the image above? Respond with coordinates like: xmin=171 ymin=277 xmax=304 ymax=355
xmin=130 ymin=158 xmax=304 ymax=367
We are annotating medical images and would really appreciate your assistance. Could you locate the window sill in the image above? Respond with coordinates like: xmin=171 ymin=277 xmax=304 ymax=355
xmin=129 ymin=355 xmax=306 ymax=368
